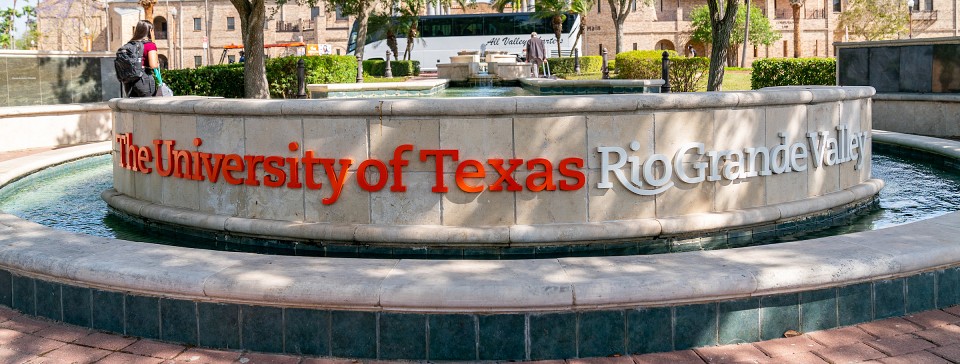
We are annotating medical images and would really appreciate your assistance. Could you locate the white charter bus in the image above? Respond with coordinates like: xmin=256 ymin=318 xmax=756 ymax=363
xmin=347 ymin=12 xmax=581 ymax=71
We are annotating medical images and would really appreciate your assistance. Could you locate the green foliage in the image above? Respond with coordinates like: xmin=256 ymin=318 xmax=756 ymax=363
xmin=163 ymin=55 xmax=357 ymax=98
xmin=613 ymin=50 xmax=678 ymax=79
xmin=614 ymin=51 xmax=708 ymax=92
xmin=162 ymin=64 xmax=246 ymax=99
xmin=267 ymin=55 xmax=357 ymax=98
xmin=751 ymin=58 xmax=836 ymax=89
xmin=546 ymin=55 xmax=603 ymax=74
xmin=669 ymin=57 xmax=710 ymax=92
xmin=838 ymin=0 xmax=907 ymax=41
xmin=690 ymin=4 xmax=779 ymax=47
xmin=362 ymin=60 xmax=421 ymax=77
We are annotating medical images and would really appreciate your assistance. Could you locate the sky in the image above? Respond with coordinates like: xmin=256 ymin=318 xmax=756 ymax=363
xmin=0 ymin=0 xmax=34 ymax=37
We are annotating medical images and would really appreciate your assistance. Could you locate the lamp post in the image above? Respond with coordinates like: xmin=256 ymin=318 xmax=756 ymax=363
xmin=907 ymin=0 xmax=915 ymax=38
xmin=789 ymin=0 xmax=803 ymax=58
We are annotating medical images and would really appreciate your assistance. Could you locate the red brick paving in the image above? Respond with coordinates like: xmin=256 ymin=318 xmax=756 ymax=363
xmin=2 ymin=306 xmax=960 ymax=363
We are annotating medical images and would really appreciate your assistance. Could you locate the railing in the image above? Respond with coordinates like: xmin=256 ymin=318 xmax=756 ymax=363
xmin=774 ymin=8 xmax=825 ymax=19
xmin=275 ymin=20 xmax=316 ymax=32
xmin=913 ymin=10 xmax=938 ymax=20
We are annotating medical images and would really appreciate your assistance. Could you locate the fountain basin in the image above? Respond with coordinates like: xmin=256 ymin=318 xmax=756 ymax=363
xmin=0 ymin=130 xmax=959 ymax=360
xmin=107 ymin=87 xmax=876 ymax=250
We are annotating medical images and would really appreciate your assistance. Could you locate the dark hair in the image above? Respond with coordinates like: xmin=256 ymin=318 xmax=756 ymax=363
xmin=130 ymin=20 xmax=154 ymax=42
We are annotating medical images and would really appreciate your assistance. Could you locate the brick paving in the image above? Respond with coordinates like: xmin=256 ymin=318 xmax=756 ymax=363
xmin=0 ymin=306 xmax=956 ymax=363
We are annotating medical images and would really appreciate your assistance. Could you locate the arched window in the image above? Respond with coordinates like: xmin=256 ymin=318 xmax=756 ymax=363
xmin=153 ymin=16 xmax=168 ymax=40
xmin=655 ymin=39 xmax=675 ymax=51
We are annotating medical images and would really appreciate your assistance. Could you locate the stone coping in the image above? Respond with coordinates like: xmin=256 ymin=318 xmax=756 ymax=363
xmin=835 ymin=36 xmax=960 ymax=48
xmin=0 ymin=102 xmax=109 ymax=118
xmin=519 ymin=78 xmax=665 ymax=88
xmin=873 ymin=93 xmax=960 ymax=103
xmin=306 ymin=79 xmax=448 ymax=93
xmin=0 ymin=132 xmax=958 ymax=313
xmin=108 ymin=86 xmax=876 ymax=116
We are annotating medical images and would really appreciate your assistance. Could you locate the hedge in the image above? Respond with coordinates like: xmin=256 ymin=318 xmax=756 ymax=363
xmin=613 ymin=50 xmax=679 ymax=79
xmin=361 ymin=60 xmax=421 ymax=77
xmin=162 ymin=64 xmax=245 ymax=99
xmin=162 ymin=54 xmax=358 ymax=98
xmin=614 ymin=50 xmax=707 ymax=92
xmin=751 ymin=57 xmax=836 ymax=89
xmin=546 ymin=55 xmax=604 ymax=75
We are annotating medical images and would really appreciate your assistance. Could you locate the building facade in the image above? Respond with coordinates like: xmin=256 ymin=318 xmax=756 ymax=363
xmin=38 ymin=0 xmax=960 ymax=69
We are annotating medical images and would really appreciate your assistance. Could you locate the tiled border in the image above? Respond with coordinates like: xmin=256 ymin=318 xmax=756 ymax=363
xmin=103 ymin=193 xmax=880 ymax=259
xmin=0 ymin=266 xmax=957 ymax=360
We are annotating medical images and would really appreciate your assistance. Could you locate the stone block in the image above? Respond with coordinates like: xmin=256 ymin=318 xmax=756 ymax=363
xmin=900 ymin=45 xmax=933 ymax=93
xmin=513 ymin=115 xmax=587 ymax=162
xmin=197 ymin=115 xmax=246 ymax=216
xmin=369 ymin=117 xmax=440 ymax=172
xmin=868 ymin=47 xmax=900 ymax=93
xmin=656 ymin=173 xmax=716 ymax=217
xmin=242 ymin=116 xmax=305 ymax=221
xmin=715 ymin=177 xmax=765 ymax=211
xmin=371 ymin=171 xmax=441 ymax=225
xmin=838 ymin=48 xmax=869 ymax=86
xmin=515 ymin=171 xmax=587 ymax=224
xmin=303 ymin=117 xmax=369 ymax=171
xmin=654 ymin=111 xmax=715 ymax=157
xmin=587 ymin=170 xmax=656 ymax=222
xmin=585 ymin=113 xmax=654 ymax=169
xmin=934 ymin=44 xmax=960 ymax=93
xmin=440 ymin=117 xmax=514 ymax=173
xmin=441 ymin=173 xmax=516 ymax=227
xmin=304 ymin=171 xmax=370 ymax=224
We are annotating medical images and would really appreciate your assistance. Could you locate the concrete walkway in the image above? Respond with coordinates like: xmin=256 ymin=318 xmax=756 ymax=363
xmin=1 ymin=304 xmax=960 ymax=363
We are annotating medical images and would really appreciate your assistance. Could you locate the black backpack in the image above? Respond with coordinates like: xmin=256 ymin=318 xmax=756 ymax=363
xmin=114 ymin=41 xmax=144 ymax=83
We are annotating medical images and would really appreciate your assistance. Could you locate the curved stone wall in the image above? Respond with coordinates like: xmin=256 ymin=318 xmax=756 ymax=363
xmin=108 ymin=87 xmax=876 ymax=246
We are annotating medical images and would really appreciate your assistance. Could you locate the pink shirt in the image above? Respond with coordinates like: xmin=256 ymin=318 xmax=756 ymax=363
xmin=142 ymin=41 xmax=157 ymax=69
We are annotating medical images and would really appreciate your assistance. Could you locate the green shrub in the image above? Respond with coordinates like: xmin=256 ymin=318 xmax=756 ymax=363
xmin=669 ymin=57 xmax=710 ymax=92
xmin=162 ymin=64 xmax=245 ymax=99
xmin=162 ymin=55 xmax=357 ymax=98
xmin=362 ymin=60 xmax=421 ymax=77
xmin=613 ymin=50 xmax=708 ymax=92
xmin=267 ymin=55 xmax=358 ymax=98
xmin=613 ymin=50 xmax=680 ymax=79
xmin=546 ymin=56 xmax=604 ymax=75
xmin=751 ymin=57 xmax=836 ymax=89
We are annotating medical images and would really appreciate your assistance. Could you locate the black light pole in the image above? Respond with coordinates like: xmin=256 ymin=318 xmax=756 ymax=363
xmin=356 ymin=55 xmax=364 ymax=83
xmin=296 ymin=59 xmax=307 ymax=99
xmin=661 ymin=51 xmax=672 ymax=93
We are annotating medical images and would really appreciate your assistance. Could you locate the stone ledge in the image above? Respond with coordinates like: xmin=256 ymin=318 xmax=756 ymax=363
xmin=0 ymin=102 xmax=110 ymax=118
xmin=873 ymin=93 xmax=960 ymax=103
xmin=108 ymin=86 xmax=877 ymax=117
xmin=307 ymin=79 xmax=448 ymax=93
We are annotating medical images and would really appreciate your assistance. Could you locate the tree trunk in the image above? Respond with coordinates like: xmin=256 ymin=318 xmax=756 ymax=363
xmin=792 ymin=4 xmax=801 ymax=57
xmin=614 ymin=22 xmax=624 ymax=54
xmin=553 ymin=17 xmax=562 ymax=57
xmin=354 ymin=9 xmax=369 ymax=60
xmin=706 ymin=0 xmax=738 ymax=91
xmin=233 ymin=0 xmax=269 ymax=99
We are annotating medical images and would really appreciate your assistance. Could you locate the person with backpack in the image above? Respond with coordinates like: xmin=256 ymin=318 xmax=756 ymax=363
xmin=116 ymin=20 xmax=159 ymax=97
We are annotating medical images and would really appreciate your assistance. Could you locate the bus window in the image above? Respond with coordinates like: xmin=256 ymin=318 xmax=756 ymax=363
xmin=484 ymin=16 xmax=513 ymax=36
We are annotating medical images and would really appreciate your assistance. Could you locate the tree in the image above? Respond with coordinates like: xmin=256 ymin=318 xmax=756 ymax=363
xmin=568 ymin=0 xmax=595 ymax=54
xmin=532 ymin=0 xmax=568 ymax=56
xmin=139 ymin=0 xmax=156 ymax=21
xmin=838 ymin=0 xmax=907 ymax=41
xmin=690 ymin=3 xmax=779 ymax=66
xmin=606 ymin=0 xmax=651 ymax=54
xmin=702 ymin=0 xmax=738 ymax=91
xmin=327 ymin=0 xmax=382 ymax=62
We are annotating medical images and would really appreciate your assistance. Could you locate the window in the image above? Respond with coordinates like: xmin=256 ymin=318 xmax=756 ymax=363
xmin=194 ymin=56 xmax=202 ymax=67
xmin=633 ymin=42 xmax=638 ymax=50
xmin=833 ymin=0 xmax=841 ymax=12
xmin=228 ymin=55 xmax=236 ymax=63
xmin=227 ymin=17 xmax=235 ymax=30
xmin=311 ymin=6 xmax=321 ymax=19
xmin=924 ymin=0 xmax=933 ymax=10
xmin=912 ymin=0 xmax=920 ymax=11
xmin=193 ymin=17 xmax=202 ymax=31
xmin=336 ymin=5 xmax=349 ymax=21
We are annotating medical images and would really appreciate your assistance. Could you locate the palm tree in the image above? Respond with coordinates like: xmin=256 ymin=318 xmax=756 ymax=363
xmin=532 ymin=0 xmax=570 ymax=57
xmin=568 ymin=0 xmax=595 ymax=53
